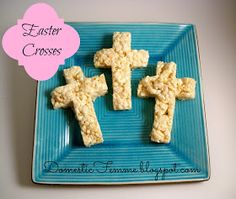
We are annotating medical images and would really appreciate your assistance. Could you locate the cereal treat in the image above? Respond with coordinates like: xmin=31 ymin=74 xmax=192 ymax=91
xmin=137 ymin=62 xmax=196 ymax=143
xmin=51 ymin=66 xmax=108 ymax=147
xmin=94 ymin=32 xmax=149 ymax=110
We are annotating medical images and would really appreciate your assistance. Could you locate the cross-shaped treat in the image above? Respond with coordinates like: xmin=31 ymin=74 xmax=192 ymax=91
xmin=94 ymin=32 xmax=149 ymax=110
xmin=51 ymin=66 xmax=108 ymax=147
xmin=137 ymin=62 xmax=196 ymax=143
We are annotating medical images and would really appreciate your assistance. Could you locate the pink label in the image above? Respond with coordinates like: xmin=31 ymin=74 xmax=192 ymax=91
xmin=2 ymin=3 xmax=80 ymax=81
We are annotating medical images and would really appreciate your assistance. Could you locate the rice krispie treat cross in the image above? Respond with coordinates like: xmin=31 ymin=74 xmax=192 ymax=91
xmin=138 ymin=62 xmax=196 ymax=143
xmin=51 ymin=66 xmax=108 ymax=147
xmin=94 ymin=32 xmax=149 ymax=110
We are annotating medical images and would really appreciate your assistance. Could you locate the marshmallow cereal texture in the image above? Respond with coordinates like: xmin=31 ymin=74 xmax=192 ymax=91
xmin=137 ymin=62 xmax=196 ymax=143
xmin=51 ymin=66 xmax=108 ymax=147
xmin=94 ymin=32 xmax=149 ymax=110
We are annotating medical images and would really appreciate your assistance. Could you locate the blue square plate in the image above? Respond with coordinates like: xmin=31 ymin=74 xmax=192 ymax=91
xmin=32 ymin=23 xmax=210 ymax=184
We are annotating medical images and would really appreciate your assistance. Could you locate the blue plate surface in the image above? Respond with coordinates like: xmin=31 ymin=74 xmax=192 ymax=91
xmin=32 ymin=23 xmax=209 ymax=184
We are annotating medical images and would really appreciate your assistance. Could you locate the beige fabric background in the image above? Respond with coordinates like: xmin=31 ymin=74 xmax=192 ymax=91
xmin=0 ymin=0 xmax=235 ymax=198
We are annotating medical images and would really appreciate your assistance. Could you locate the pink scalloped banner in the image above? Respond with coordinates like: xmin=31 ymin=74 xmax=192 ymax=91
xmin=2 ymin=3 xmax=80 ymax=80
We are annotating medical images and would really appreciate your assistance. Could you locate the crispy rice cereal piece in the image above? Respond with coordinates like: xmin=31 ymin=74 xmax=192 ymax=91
xmin=51 ymin=66 xmax=108 ymax=147
xmin=94 ymin=32 xmax=149 ymax=110
xmin=137 ymin=62 xmax=196 ymax=143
